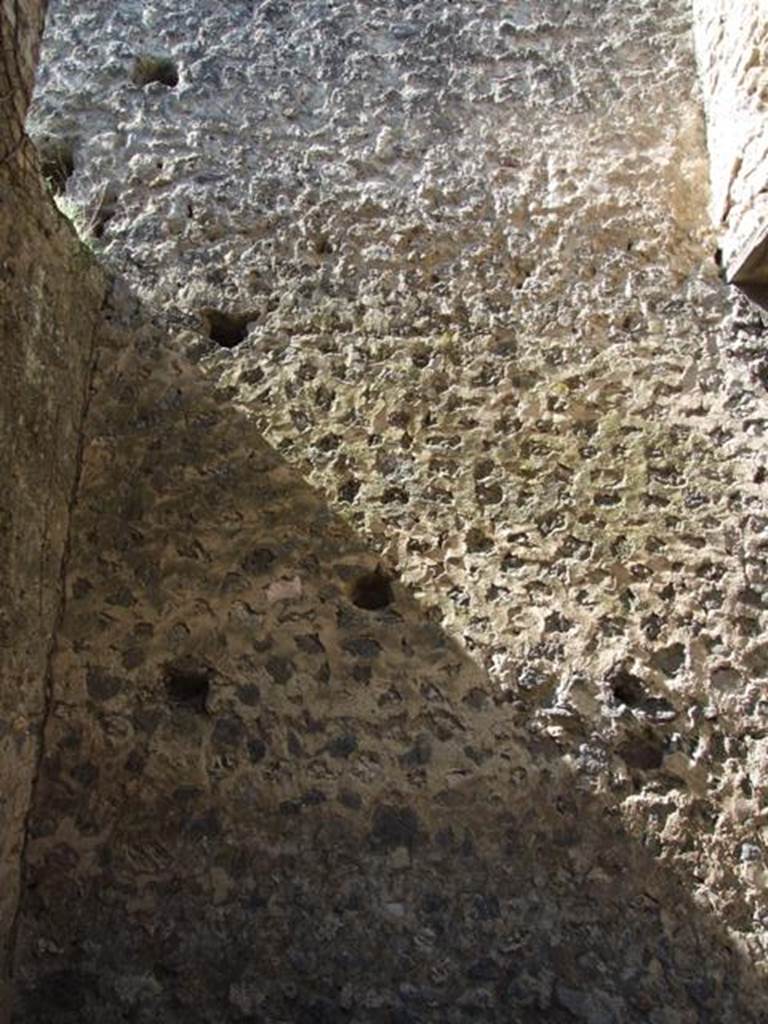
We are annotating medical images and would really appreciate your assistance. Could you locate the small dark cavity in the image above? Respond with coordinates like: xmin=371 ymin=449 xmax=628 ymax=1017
xmin=37 ymin=137 xmax=75 ymax=194
xmin=609 ymin=668 xmax=645 ymax=707
xmin=609 ymin=667 xmax=677 ymax=723
xmin=350 ymin=567 xmax=394 ymax=610
xmin=132 ymin=54 xmax=179 ymax=88
xmin=617 ymin=730 xmax=665 ymax=771
xmin=163 ymin=658 xmax=212 ymax=713
xmin=200 ymin=308 xmax=256 ymax=349
xmin=338 ymin=478 xmax=361 ymax=503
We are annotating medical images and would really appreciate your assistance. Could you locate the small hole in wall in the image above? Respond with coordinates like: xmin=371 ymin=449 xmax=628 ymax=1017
xmin=132 ymin=54 xmax=179 ymax=88
xmin=199 ymin=308 xmax=255 ymax=349
xmin=37 ymin=137 xmax=75 ymax=194
xmin=609 ymin=668 xmax=645 ymax=707
xmin=164 ymin=658 xmax=212 ymax=713
xmin=350 ymin=567 xmax=394 ymax=610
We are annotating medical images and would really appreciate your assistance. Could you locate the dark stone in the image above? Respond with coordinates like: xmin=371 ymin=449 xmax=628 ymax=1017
xmin=391 ymin=1010 xmax=422 ymax=1024
xmin=121 ymin=646 xmax=146 ymax=669
xmin=237 ymin=683 xmax=261 ymax=705
xmin=465 ymin=526 xmax=494 ymax=552
xmin=467 ymin=957 xmax=501 ymax=981
xmin=738 ymin=587 xmax=763 ymax=609
xmin=212 ymin=715 xmax=246 ymax=748
xmin=420 ymin=891 xmax=448 ymax=916
xmin=244 ymin=891 xmax=268 ymax=911
xmin=544 ymin=611 xmax=573 ymax=633
xmin=352 ymin=664 xmax=372 ymax=684
xmin=400 ymin=734 xmax=432 ymax=767
xmin=463 ymin=688 xmax=491 ymax=711
xmin=241 ymin=547 xmax=275 ymax=574
xmin=686 ymin=976 xmax=716 ymax=1007
xmin=280 ymin=800 xmax=303 ymax=816
xmin=642 ymin=613 xmax=662 ymax=640
xmin=343 ymin=637 xmax=382 ymax=659
xmin=72 ymin=577 xmax=92 ymax=598
xmin=266 ymin=656 xmax=294 ymax=684
xmin=132 ymin=707 xmax=163 ymax=735
xmin=556 ymin=983 xmax=590 ymax=1018
xmin=247 ymin=737 xmax=267 ymax=763
xmin=328 ymin=734 xmax=358 ymax=758
xmin=125 ymin=748 xmax=147 ymax=774
xmin=186 ymin=808 xmax=222 ymax=837
xmin=434 ymin=827 xmax=455 ymax=850
xmin=338 ymin=478 xmax=361 ymax=503
xmin=369 ymin=803 xmax=425 ymax=851
xmin=745 ymin=643 xmax=768 ymax=676
xmin=338 ymin=788 xmax=362 ymax=810
xmin=296 ymin=633 xmax=325 ymax=654
xmin=650 ymin=643 xmax=685 ymax=677
xmin=473 ymin=893 xmax=501 ymax=920
xmin=86 ymin=667 xmax=124 ymax=701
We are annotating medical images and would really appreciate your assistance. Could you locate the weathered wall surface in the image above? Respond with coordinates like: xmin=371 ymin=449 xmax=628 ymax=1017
xmin=0 ymin=0 xmax=46 ymax=161
xmin=8 ymin=286 xmax=768 ymax=1023
xmin=0 ymin=0 xmax=106 ymax=1014
xmin=11 ymin=0 xmax=768 ymax=1020
xmin=694 ymin=0 xmax=768 ymax=281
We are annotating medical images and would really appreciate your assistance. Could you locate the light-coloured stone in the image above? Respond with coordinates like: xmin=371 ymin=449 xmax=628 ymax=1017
xmin=694 ymin=0 xmax=768 ymax=280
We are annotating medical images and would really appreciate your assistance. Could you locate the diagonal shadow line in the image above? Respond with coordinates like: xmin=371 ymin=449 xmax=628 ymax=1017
xmin=10 ymin=276 xmax=768 ymax=1023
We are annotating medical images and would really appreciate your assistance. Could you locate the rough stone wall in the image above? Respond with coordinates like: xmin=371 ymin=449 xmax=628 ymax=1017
xmin=10 ymin=0 xmax=768 ymax=1020
xmin=0 ymin=0 xmax=108 ymax=1013
xmin=10 ymin=292 xmax=768 ymax=1023
xmin=0 ymin=0 xmax=45 ymax=160
xmin=693 ymin=0 xmax=768 ymax=281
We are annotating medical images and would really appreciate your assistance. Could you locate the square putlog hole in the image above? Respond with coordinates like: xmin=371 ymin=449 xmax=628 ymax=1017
xmin=163 ymin=658 xmax=212 ymax=713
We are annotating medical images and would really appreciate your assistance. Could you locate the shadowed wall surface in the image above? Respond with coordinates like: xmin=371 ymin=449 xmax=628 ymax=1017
xmin=0 ymin=0 xmax=106 ymax=1013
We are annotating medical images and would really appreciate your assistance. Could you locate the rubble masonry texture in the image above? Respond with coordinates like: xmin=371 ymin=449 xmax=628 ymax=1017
xmin=0 ymin=0 xmax=105 ymax=1014
xmin=2 ymin=0 xmax=768 ymax=1020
